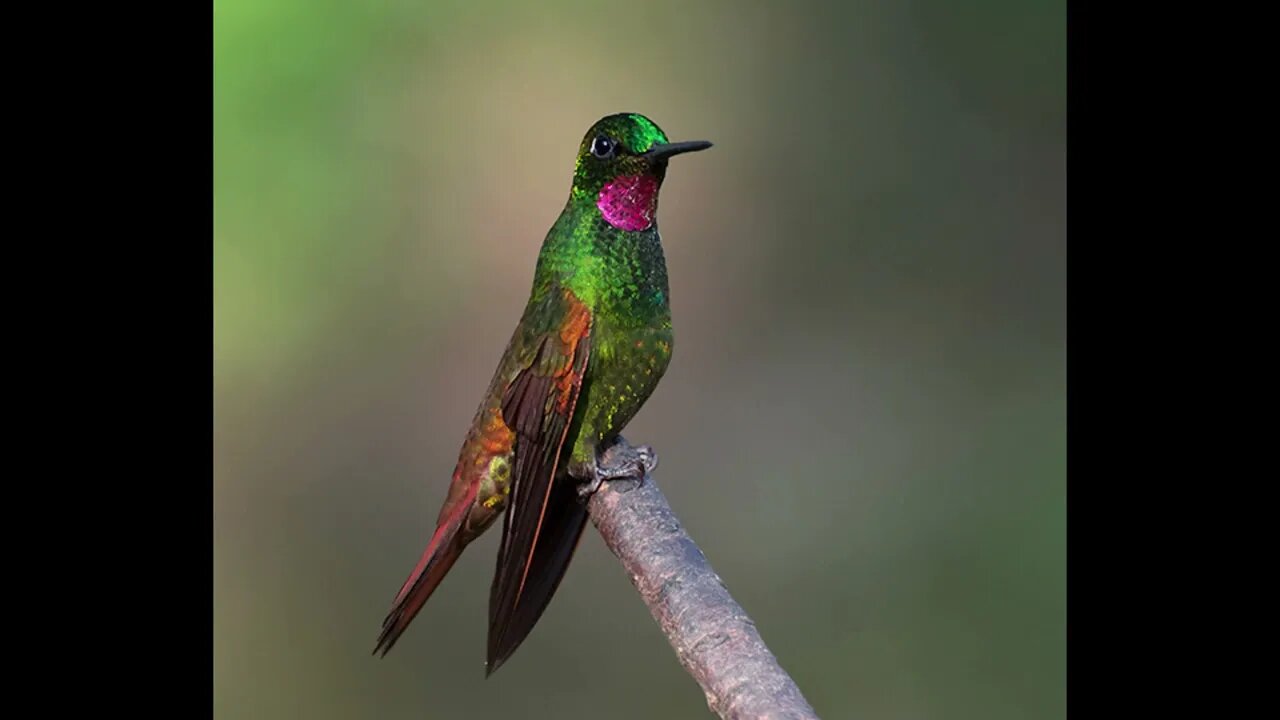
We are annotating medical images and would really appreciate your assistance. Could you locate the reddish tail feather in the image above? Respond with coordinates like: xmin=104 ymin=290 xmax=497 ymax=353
xmin=373 ymin=490 xmax=474 ymax=657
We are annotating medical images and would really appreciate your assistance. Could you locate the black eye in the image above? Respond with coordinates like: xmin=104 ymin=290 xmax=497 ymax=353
xmin=590 ymin=135 xmax=616 ymax=159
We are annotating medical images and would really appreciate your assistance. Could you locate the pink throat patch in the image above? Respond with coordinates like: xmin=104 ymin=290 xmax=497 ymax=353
xmin=597 ymin=174 xmax=659 ymax=231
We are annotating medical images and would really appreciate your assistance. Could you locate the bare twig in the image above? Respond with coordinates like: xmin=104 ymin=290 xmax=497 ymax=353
xmin=585 ymin=451 xmax=820 ymax=720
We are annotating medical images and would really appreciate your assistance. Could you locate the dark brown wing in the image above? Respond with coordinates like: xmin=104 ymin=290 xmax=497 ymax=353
xmin=486 ymin=288 xmax=593 ymax=675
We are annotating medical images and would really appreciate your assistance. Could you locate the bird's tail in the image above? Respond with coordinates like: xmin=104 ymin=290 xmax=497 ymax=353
xmin=373 ymin=491 xmax=475 ymax=657
xmin=485 ymin=477 xmax=590 ymax=675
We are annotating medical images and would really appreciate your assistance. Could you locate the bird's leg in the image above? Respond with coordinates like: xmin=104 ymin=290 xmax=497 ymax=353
xmin=572 ymin=435 xmax=658 ymax=500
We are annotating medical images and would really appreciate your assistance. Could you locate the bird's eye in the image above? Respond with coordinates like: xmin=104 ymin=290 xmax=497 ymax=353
xmin=590 ymin=135 xmax=616 ymax=159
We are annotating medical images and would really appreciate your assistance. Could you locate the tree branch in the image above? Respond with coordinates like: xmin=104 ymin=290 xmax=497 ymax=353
xmin=585 ymin=452 xmax=820 ymax=720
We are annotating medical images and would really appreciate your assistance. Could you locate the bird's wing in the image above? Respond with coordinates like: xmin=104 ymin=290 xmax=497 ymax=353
xmin=486 ymin=284 xmax=594 ymax=673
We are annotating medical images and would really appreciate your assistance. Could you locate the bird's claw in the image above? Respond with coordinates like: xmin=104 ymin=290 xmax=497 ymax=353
xmin=575 ymin=436 xmax=658 ymax=500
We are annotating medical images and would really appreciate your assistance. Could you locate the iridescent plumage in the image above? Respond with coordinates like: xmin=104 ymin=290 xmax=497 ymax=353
xmin=374 ymin=113 xmax=712 ymax=674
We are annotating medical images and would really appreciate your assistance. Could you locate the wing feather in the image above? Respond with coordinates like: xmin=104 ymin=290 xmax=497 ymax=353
xmin=486 ymin=288 xmax=593 ymax=674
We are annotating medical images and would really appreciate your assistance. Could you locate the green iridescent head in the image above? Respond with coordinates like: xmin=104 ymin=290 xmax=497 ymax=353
xmin=569 ymin=113 xmax=712 ymax=205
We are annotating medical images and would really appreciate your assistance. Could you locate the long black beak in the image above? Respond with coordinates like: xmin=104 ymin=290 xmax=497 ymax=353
xmin=644 ymin=140 xmax=713 ymax=161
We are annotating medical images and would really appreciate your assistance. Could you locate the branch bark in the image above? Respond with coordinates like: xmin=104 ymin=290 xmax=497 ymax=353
xmin=585 ymin=460 xmax=820 ymax=720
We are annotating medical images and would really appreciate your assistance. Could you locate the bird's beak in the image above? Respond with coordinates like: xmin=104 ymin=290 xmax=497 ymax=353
xmin=644 ymin=140 xmax=713 ymax=161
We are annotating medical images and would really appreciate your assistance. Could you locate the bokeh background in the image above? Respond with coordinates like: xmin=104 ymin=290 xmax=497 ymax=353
xmin=214 ymin=1 xmax=1065 ymax=718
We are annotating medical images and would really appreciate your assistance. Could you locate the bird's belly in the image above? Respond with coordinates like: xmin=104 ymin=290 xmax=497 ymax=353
xmin=573 ymin=325 xmax=673 ymax=458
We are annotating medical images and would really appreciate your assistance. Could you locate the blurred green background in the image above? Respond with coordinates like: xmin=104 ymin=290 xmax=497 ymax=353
xmin=214 ymin=0 xmax=1065 ymax=718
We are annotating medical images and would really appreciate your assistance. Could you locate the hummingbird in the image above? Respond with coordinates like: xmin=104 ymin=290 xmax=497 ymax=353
xmin=373 ymin=113 xmax=712 ymax=675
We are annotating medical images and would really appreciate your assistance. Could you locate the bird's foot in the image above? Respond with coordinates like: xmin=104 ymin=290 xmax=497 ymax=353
xmin=573 ymin=436 xmax=658 ymax=500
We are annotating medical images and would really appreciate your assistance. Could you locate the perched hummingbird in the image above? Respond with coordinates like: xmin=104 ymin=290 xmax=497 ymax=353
xmin=374 ymin=113 xmax=712 ymax=675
